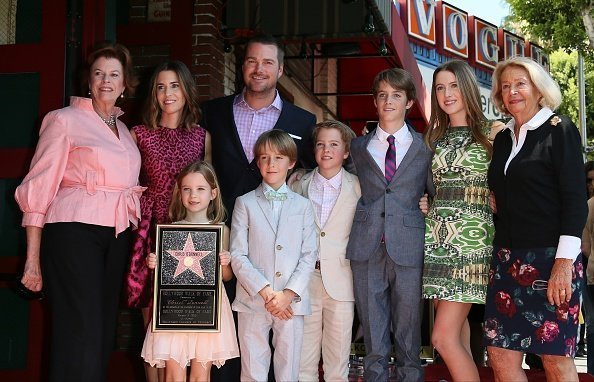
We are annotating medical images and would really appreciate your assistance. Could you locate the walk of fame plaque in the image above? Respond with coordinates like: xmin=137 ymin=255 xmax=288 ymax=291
xmin=152 ymin=224 xmax=224 ymax=332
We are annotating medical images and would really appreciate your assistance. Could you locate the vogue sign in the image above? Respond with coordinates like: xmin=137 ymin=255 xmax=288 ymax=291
xmin=405 ymin=0 xmax=548 ymax=70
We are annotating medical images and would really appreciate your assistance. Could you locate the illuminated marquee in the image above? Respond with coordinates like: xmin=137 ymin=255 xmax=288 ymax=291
xmin=404 ymin=0 xmax=548 ymax=69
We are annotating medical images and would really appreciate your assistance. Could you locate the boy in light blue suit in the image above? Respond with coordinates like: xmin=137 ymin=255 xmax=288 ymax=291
xmin=230 ymin=129 xmax=318 ymax=382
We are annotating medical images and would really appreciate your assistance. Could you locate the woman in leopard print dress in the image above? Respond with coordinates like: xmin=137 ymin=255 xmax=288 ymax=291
xmin=124 ymin=60 xmax=211 ymax=382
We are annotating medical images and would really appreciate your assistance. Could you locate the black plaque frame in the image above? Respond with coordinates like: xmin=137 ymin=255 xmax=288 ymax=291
xmin=152 ymin=223 xmax=224 ymax=332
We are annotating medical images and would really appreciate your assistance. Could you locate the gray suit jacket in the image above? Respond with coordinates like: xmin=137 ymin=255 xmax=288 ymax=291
xmin=346 ymin=126 xmax=434 ymax=268
xmin=230 ymin=185 xmax=318 ymax=315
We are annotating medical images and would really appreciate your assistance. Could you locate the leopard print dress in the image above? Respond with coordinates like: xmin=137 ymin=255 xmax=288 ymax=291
xmin=125 ymin=124 xmax=206 ymax=308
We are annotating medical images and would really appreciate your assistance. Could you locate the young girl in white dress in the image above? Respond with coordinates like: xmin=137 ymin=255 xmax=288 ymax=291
xmin=141 ymin=161 xmax=239 ymax=381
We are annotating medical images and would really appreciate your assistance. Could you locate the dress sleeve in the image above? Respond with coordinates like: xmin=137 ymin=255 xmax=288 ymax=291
xmin=14 ymin=111 xmax=71 ymax=227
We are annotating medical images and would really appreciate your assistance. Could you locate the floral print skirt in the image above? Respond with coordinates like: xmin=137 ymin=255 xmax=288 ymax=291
xmin=483 ymin=246 xmax=583 ymax=357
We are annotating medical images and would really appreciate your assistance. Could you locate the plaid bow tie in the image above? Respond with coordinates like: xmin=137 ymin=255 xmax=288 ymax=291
xmin=264 ymin=189 xmax=288 ymax=201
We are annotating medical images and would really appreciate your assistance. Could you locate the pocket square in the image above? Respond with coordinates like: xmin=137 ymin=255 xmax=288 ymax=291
xmin=288 ymin=133 xmax=302 ymax=140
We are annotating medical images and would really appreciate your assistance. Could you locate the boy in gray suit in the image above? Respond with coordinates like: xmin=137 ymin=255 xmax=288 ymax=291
xmin=346 ymin=68 xmax=434 ymax=382
xmin=230 ymin=129 xmax=318 ymax=382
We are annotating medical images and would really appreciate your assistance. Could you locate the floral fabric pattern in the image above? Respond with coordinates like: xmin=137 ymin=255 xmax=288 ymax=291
xmin=422 ymin=126 xmax=494 ymax=303
xmin=483 ymin=246 xmax=582 ymax=357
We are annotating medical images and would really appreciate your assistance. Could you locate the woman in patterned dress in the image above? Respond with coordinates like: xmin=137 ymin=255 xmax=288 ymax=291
xmin=484 ymin=57 xmax=586 ymax=381
xmin=123 ymin=60 xmax=211 ymax=382
xmin=422 ymin=60 xmax=500 ymax=381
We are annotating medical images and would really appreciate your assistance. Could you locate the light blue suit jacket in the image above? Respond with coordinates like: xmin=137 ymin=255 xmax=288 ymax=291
xmin=230 ymin=184 xmax=318 ymax=315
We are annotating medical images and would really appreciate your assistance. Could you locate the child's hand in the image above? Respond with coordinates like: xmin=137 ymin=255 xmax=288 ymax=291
xmin=273 ymin=305 xmax=294 ymax=320
xmin=419 ymin=193 xmax=429 ymax=215
xmin=146 ymin=253 xmax=157 ymax=269
xmin=258 ymin=285 xmax=274 ymax=303
xmin=219 ymin=250 xmax=231 ymax=266
xmin=265 ymin=289 xmax=295 ymax=317
xmin=489 ymin=191 xmax=497 ymax=214
xmin=287 ymin=168 xmax=307 ymax=187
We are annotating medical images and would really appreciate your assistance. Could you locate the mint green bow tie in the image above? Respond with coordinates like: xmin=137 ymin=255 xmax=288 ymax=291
xmin=265 ymin=189 xmax=288 ymax=201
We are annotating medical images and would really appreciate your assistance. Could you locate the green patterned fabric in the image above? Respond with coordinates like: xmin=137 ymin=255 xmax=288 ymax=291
xmin=422 ymin=126 xmax=494 ymax=304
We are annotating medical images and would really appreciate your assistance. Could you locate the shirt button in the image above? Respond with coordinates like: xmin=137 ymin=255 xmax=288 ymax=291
xmin=276 ymin=245 xmax=283 ymax=250
xmin=380 ymin=213 xmax=385 ymax=217
xmin=320 ymin=232 xmax=326 ymax=237
xmin=386 ymin=189 xmax=391 ymax=194
xmin=275 ymin=272 xmax=282 ymax=277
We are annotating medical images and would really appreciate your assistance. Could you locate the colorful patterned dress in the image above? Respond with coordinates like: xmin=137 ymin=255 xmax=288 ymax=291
xmin=125 ymin=125 xmax=206 ymax=308
xmin=422 ymin=126 xmax=494 ymax=304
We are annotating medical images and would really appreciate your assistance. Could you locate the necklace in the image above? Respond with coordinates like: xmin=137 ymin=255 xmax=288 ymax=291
xmin=99 ymin=114 xmax=116 ymax=127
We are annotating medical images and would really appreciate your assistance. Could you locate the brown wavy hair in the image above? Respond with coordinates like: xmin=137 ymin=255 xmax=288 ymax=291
xmin=143 ymin=60 xmax=201 ymax=130
xmin=84 ymin=42 xmax=138 ymax=98
xmin=424 ymin=60 xmax=491 ymax=157
xmin=169 ymin=161 xmax=226 ymax=224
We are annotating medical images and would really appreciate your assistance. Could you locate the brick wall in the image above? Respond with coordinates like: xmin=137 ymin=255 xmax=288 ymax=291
xmin=193 ymin=1 xmax=229 ymax=102
xmin=123 ymin=0 xmax=234 ymax=103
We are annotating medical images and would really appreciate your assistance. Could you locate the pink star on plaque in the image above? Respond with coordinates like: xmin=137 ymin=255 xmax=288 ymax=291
xmin=167 ymin=234 xmax=212 ymax=279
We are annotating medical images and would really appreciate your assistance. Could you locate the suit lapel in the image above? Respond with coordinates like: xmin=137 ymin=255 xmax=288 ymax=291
xmin=273 ymin=100 xmax=290 ymax=131
xmin=391 ymin=126 xmax=421 ymax=184
xmin=226 ymin=96 xmax=251 ymax=165
xmin=255 ymin=186 xmax=277 ymax=234
xmin=303 ymin=173 xmax=322 ymax=229
xmin=361 ymin=133 xmax=386 ymax=182
xmin=323 ymin=169 xmax=351 ymax=228
xmin=278 ymin=190 xmax=297 ymax=232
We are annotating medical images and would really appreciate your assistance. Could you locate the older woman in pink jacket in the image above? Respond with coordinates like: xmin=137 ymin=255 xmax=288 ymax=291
xmin=14 ymin=43 xmax=143 ymax=382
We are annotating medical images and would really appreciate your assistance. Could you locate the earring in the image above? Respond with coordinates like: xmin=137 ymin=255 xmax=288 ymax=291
xmin=88 ymin=90 xmax=91 ymax=96
xmin=120 ymin=93 xmax=124 ymax=99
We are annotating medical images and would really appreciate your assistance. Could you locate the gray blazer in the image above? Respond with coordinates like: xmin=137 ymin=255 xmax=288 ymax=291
xmin=346 ymin=126 xmax=434 ymax=268
xmin=230 ymin=184 xmax=318 ymax=315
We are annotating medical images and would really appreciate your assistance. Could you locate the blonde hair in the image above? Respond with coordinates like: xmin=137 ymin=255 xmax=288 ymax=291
xmin=491 ymin=56 xmax=562 ymax=114
xmin=253 ymin=129 xmax=298 ymax=163
xmin=312 ymin=120 xmax=357 ymax=152
xmin=169 ymin=161 xmax=226 ymax=223
xmin=424 ymin=60 xmax=491 ymax=157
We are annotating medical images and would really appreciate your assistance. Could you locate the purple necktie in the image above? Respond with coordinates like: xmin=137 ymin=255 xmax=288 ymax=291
xmin=385 ymin=135 xmax=397 ymax=182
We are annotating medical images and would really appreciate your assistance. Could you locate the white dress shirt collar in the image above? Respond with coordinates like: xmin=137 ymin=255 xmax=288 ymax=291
xmin=375 ymin=123 xmax=410 ymax=143
xmin=312 ymin=168 xmax=342 ymax=190
xmin=502 ymin=107 xmax=554 ymax=137
xmin=234 ymin=89 xmax=283 ymax=112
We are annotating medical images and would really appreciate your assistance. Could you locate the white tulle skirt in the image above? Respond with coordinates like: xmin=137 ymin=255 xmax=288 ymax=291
xmin=141 ymin=291 xmax=239 ymax=368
